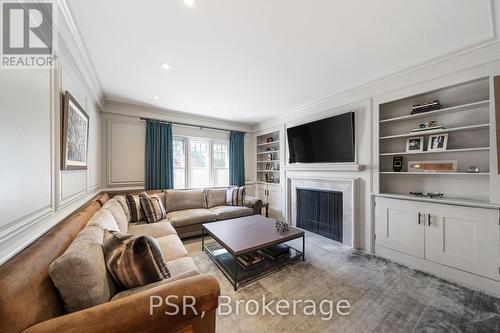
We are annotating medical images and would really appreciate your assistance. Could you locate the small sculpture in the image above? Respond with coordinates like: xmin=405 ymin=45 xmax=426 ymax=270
xmin=275 ymin=221 xmax=290 ymax=234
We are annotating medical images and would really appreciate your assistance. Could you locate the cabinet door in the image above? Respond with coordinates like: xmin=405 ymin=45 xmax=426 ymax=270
xmin=375 ymin=198 xmax=425 ymax=258
xmin=267 ymin=185 xmax=282 ymax=213
xmin=256 ymin=184 xmax=267 ymax=202
xmin=425 ymin=204 xmax=500 ymax=281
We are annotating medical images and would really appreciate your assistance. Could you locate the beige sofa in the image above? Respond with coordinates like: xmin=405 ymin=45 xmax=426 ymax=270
xmin=114 ymin=187 xmax=262 ymax=238
xmin=0 ymin=192 xmax=219 ymax=333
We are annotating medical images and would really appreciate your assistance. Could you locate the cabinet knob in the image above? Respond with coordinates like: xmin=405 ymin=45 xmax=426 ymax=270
xmin=418 ymin=212 xmax=423 ymax=224
xmin=428 ymin=213 xmax=431 ymax=226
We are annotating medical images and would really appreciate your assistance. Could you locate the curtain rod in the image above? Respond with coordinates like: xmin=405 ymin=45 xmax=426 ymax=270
xmin=139 ymin=117 xmax=246 ymax=134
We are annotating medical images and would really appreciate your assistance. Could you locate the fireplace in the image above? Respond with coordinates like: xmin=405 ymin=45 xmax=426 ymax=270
xmin=297 ymin=189 xmax=343 ymax=242
xmin=287 ymin=177 xmax=358 ymax=247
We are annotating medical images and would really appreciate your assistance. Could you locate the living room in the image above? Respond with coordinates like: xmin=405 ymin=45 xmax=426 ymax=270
xmin=1 ymin=1 xmax=500 ymax=332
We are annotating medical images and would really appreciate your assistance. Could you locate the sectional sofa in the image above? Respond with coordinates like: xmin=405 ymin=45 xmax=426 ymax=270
xmin=0 ymin=187 xmax=262 ymax=333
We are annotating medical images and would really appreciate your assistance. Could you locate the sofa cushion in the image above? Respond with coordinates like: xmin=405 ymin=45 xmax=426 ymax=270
xmin=209 ymin=205 xmax=253 ymax=220
xmin=101 ymin=199 xmax=128 ymax=233
xmin=114 ymin=195 xmax=131 ymax=222
xmin=103 ymin=230 xmax=170 ymax=289
xmin=164 ymin=189 xmax=206 ymax=212
xmin=87 ymin=209 xmax=120 ymax=232
xmin=126 ymin=194 xmax=144 ymax=222
xmin=166 ymin=257 xmax=199 ymax=276
xmin=206 ymin=188 xmax=227 ymax=208
xmin=139 ymin=192 xmax=167 ymax=223
xmin=128 ymin=220 xmax=177 ymax=238
xmin=111 ymin=270 xmax=199 ymax=300
xmin=49 ymin=226 xmax=117 ymax=313
xmin=166 ymin=208 xmax=218 ymax=227
xmin=157 ymin=234 xmax=190 ymax=261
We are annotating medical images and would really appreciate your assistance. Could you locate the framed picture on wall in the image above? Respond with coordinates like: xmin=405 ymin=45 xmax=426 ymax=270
xmin=61 ymin=91 xmax=89 ymax=170
xmin=406 ymin=136 xmax=424 ymax=152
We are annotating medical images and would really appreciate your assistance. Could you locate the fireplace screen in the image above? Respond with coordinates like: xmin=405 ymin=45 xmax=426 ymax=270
xmin=296 ymin=188 xmax=343 ymax=242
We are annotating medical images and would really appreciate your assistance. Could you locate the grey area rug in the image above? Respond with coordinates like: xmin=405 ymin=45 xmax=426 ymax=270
xmin=183 ymin=232 xmax=500 ymax=333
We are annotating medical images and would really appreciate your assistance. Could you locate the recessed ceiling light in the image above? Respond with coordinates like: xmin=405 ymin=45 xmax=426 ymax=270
xmin=183 ymin=0 xmax=195 ymax=8
xmin=153 ymin=95 xmax=159 ymax=100
xmin=161 ymin=62 xmax=170 ymax=70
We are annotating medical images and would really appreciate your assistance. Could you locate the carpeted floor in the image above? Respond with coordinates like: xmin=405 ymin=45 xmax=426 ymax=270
xmin=183 ymin=231 xmax=500 ymax=333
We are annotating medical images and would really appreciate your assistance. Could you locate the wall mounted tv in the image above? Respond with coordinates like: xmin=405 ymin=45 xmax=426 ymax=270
xmin=287 ymin=111 xmax=355 ymax=163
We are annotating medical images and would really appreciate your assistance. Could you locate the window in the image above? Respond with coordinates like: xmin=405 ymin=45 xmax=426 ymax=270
xmin=173 ymin=139 xmax=186 ymax=189
xmin=173 ymin=137 xmax=229 ymax=188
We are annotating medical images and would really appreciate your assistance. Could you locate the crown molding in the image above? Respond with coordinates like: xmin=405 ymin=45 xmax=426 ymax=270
xmin=56 ymin=0 xmax=105 ymax=108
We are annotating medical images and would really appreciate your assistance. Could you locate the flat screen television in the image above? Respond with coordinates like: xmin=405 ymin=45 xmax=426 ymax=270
xmin=287 ymin=112 xmax=355 ymax=163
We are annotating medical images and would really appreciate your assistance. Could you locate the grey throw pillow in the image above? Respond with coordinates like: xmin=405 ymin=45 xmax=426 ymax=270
xmin=139 ymin=191 xmax=167 ymax=223
xmin=226 ymin=186 xmax=246 ymax=206
xmin=103 ymin=230 xmax=170 ymax=289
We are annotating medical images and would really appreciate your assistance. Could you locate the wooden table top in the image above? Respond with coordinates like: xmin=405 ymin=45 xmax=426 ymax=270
xmin=202 ymin=215 xmax=304 ymax=256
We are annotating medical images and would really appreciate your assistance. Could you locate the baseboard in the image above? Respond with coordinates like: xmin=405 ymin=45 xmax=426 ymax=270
xmin=375 ymin=245 xmax=500 ymax=297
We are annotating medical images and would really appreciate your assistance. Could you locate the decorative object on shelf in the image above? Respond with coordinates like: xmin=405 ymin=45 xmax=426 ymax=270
xmin=275 ymin=221 xmax=290 ymax=234
xmin=62 ymin=91 xmax=89 ymax=170
xmin=392 ymin=156 xmax=403 ymax=172
xmin=265 ymin=163 xmax=271 ymax=170
xmin=410 ymin=120 xmax=443 ymax=133
xmin=266 ymin=137 xmax=274 ymax=143
xmin=408 ymin=160 xmax=457 ymax=173
xmin=427 ymin=133 xmax=448 ymax=151
xmin=265 ymin=174 xmax=269 ymax=182
xmin=406 ymin=136 xmax=424 ymax=152
xmin=467 ymin=166 xmax=480 ymax=173
xmin=269 ymin=175 xmax=275 ymax=182
xmin=408 ymin=191 xmax=444 ymax=198
xmin=410 ymin=99 xmax=441 ymax=115
xmin=266 ymin=153 xmax=273 ymax=160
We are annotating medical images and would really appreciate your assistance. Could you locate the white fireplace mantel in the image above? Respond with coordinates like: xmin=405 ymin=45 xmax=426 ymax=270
xmin=286 ymin=176 xmax=359 ymax=248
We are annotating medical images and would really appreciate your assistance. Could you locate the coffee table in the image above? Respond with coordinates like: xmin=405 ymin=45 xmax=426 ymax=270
xmin=201 ymin=215 xmax=305 ymax=291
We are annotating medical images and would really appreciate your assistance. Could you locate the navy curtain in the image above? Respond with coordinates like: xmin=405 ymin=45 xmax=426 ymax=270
xmin=229 ymin=131 xmax=245 ymax=186
xmin=145 ymin=120 xmax=174 ymax=190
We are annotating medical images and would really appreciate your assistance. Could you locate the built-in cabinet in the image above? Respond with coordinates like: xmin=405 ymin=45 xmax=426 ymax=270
xmin=255 ymin=128 xmax=284 ymax=217
xmin=375 ymin=197 xmax=500 ymax=281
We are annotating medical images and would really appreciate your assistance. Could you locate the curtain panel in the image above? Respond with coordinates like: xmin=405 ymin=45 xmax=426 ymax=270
xmin=145 ymin=120 xmax=174 ymax=190
xmin=229 ymin=131 xmax=245 ymax=186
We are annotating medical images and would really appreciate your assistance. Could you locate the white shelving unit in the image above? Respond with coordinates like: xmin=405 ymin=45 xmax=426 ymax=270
xmin=377 ymin=77 xmax=491 ymax=203
xmin=256 ymin=130 xmax=280 ymax=184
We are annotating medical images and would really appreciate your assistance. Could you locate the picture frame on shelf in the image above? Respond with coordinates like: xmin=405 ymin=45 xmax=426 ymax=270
xmin=428 ymin=133 xmax=448 ymax=151
xmin=406 ymin=136 xmax=424 ymax=152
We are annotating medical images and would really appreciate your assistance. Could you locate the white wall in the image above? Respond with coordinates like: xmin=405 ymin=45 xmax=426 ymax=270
xmin=102 ymin=101 xmax=253 ymax=189
xmin=0 ymin=3 xmax=105 ymax=264
xmin=253 ymin=40 xmax=500 ymax=252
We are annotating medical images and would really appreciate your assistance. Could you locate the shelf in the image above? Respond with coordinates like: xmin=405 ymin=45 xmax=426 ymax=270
xmin=373 ymin=193 xmax=500 ymax=210
xmin=379 ymin=147 xmax=490 ymax=156
xmin=380 ymin=171 xmax=489 ymax=176
xmin=257 ymin=140 xmax=280 ymax=147
xmin=379 ymin=100 xmax=489 ymax=124
xmin=257 ymin=160 xmax=279 ymax=162
xmin=257 ymin=170 xmax=280 ymax=173
xmin=380 ymin=124 xmax=490 ymax=140
xmin=257 ymin=150 xmax=280 ymax=155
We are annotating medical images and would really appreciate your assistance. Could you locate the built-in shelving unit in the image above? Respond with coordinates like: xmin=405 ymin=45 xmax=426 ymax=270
xmin=377 ymin=77 xmax=491 ymax=203
xmin=256 ymin=130 xmax=280 ymax=184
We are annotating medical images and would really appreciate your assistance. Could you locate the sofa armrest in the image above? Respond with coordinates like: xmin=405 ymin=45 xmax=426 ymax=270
xmin=23 ymin=275 xmax=220 ymax=333
xmin=244 ymin=196 xmax=262 ymax=215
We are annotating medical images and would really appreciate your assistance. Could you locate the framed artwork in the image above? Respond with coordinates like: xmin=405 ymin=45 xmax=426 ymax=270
xmin=406 ymin=136 xmax=424 ymax=152
xmin=408 ymin=160 xmax=457 ymax=173
xmin=428 ymin=133 xmax=448 ymax=151
xmin=61 ymin=91 xmax=89 ymax=170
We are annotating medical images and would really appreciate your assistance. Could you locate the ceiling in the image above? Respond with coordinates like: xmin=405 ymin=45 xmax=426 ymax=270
xmin=68 ymin=0 xmax=494 ymax=124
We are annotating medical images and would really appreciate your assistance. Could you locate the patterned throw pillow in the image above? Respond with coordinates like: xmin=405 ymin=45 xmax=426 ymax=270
xmin=103 ymin=230 xmax=170 ymax=289
xmin=126 ymin=194 xmax=144 ymax=222
xmin=139 ymin=192 xmax=167 ymax=223
xmin=226 ymin=186 xmax=245 ymax=206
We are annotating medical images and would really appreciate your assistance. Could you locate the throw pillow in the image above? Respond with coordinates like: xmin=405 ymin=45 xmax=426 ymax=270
xmin=102 ymin=199 xmax=128 ymax=232
xmin=49 ymin=226 xmax=117 ymax=312
xmin=126 ymin=194 xmax=144 ymax=222
xmin=226 ymin=186 xmax=245 ymax=206
xmin=139 ymin=191 xmax=167 ymax=223
xmin=103 ymin=230 xmax=170 ymax=289
xmin=114 ymin=195 xmax=131 ymax=222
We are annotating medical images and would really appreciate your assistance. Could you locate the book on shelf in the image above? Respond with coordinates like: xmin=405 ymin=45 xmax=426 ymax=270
xmin=410 ymin=126 xmax=443 ymax=133
xmin=262 ymin=244 xmax=290 ymax=259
